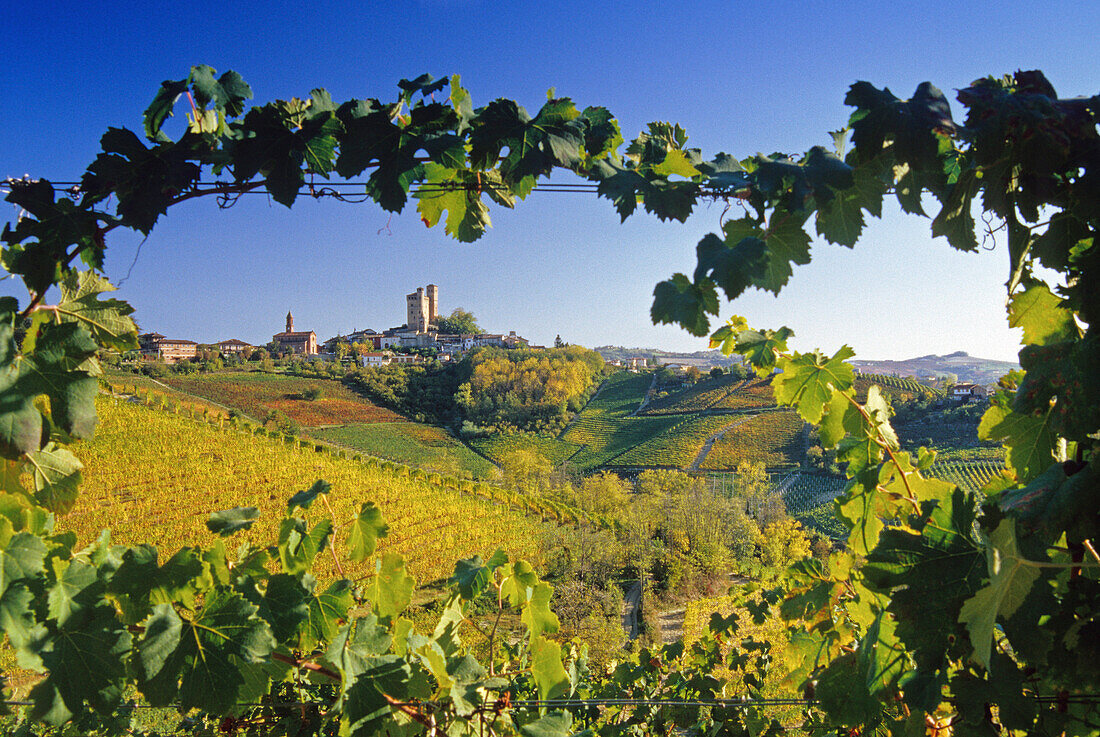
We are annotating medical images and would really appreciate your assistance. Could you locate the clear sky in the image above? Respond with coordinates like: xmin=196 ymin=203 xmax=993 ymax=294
xmin=3 ymin=1 xmax=1097 ymax=362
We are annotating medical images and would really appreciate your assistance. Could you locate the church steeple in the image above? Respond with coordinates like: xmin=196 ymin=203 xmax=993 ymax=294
xmin=286 ymin=311 xmax=294 ymax=333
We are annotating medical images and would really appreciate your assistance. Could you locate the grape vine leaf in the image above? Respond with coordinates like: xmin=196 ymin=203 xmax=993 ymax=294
xmin=521 ymin=711 xmax=574 ymax=737
xmin=857 ymin=611 xmax=907 ymax=696
xmin=188 ymin=65 xmax=252 ymax=118
xmin=261 ymin=573 xmax=312 ymax=644
xmin=1007 ymin=283 xmax=1079 ymax=346
xmin=468 ymin=97 xmax=585 ymax=188
xmin=0 ymin=532 xmax=47 ymax=646
xmin=136 ymin=591 xmax=277 ymax=711
xmin=206 ymin=507 xmax=259 ymax=537
xmin=757 ymin=211 xmax=813 ymax=293
xmin=693 ymin=219 xmax=768 ymax=301
xmin=978 ymin=402 xmax=1057 ymax=484
xmin=346 ymin=502 xmax=389 ymax=563
xmin=143 ymin=78 xmax=189 ymax=140
xmin=772 ymin=346 xmax=856 ymax=424
xmin=520 ymin=582 xmax=561 ymax=642
xmin=415 ymin=164 xmax=496 ymax=242
xmin=54 ymin=270 xmax=139 ymax=353
xmin=287 ymin=479 xmax=331 ymax=512
xmin=530 ymin=635 xmax=570 ymax=701
xmin=301 ymin=579 xmax=354 ymax=651
xmin=24 ymin=443 xmax=82 ymax=515
xmin=650 ymin=273 xmax=719 ymax=337
xmin=863 ymin=489 xmax=985 ymax=710
xmin=958 ymin=518 xmax=1041 ymax=670
xmin=450 ymin=549 xmax=508 ymax=601
xmin=23 ymin=321 xmax=100 ymax=440
xmin=365 ymin=552 xmax=415 ymax=620
xmin=277 ymin=517 xmax=332 ymax=574
xmin=30 ymin=600 xmax=131 ymax=725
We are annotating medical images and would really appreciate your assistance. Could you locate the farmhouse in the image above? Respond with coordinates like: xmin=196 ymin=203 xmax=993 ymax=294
xmin=138 ymin=333 xmax=198 ymax=363
xmin=217 ymin=338 xmax=252 ymax=355
xmin=950 ymin=383 xmax=988 ymax=402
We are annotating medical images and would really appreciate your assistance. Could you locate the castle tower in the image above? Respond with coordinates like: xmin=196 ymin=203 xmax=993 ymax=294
xmin=426 ymin=284 xmax=438 ymax=326
xmin=406 ymin=287 xmax=427 ymax=332
xmin=286 ymin=311 xmax=294 ymax=333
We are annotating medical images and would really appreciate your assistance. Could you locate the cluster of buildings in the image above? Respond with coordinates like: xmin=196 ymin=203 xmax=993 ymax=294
xmin=137 ymin=285 xmax=533 ymax=366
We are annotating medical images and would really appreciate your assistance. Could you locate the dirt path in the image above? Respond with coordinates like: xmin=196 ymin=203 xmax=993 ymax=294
xmin=688 ymin=414 xmax=754 ymax=471
xmin=621 ymin=580 xmax=642 ymax=640
xmin=657 ymin=608 xmax=685 ymax=644
xmin=630 ymin=373 xmax=659 ymax=416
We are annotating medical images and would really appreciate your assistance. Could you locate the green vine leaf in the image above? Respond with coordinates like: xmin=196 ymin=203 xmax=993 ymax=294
xmin=958 ymin=518 xmax=1041 ymax=670
xmin=1008 ymin=283 xmax=1079 ymax=346
xmin=346 ymin=501 xmax=389 ymax=563
xmin=206 ymin=507 xmax=259 ymax=537
xmin=772 ymin=346 xmax=856 ymax=424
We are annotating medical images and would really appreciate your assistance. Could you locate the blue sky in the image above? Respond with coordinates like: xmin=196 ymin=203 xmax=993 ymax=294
xmin=3 ymin=1 xmax=1097 ymax=362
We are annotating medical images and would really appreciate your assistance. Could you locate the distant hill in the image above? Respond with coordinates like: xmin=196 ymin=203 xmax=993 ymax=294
xmin=851 ymin=351 xmax=1018 ymax=386
xmin=593 ymin=346 xmax=740 ymax=369
xmin=594 ymin=346 xmax=1017 ymax=385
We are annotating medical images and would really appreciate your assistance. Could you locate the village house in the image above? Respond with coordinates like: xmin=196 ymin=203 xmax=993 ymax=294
xmin=138 ymin=333 xmax=198 ymax=363
xmin=217 ymin=338 xmax=252 ymax=355
xmin=950 ymin=383 xmax=988 ymax=402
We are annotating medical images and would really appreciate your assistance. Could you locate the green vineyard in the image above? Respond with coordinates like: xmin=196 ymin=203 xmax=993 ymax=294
xmin=700 ymin=410 xmax=805 ymax=470
xmin=780 ymin=473 xmax=849 ymax=515
xmin=642 ymin=374 xmax=746 ymax=414
xmin=306 ymin=422 xmax=497 ymax=478
xmin=612 ymin=414 xmax=745 ymax=468
xmin=710 ymin=376 xmax=778 ymax=411
xmin=470 ymin=434 xmax=584 ymax=467
xmin=926 ymin=460 xmax=1011 ymax=493
xmin=854 ymin=372 xmax=942 ymax=400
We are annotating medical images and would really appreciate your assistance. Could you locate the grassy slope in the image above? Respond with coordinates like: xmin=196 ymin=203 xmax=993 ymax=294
xmin=68 ymin=397 xmax=546 ymax=583
xmin=309 ymin=422 xmax=496 ymax=478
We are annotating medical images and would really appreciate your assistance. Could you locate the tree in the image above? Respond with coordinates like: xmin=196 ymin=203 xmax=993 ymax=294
xmin=2 ymin=66 xmax=1098 ymax=736
xmin=432 ymin=307 xmax=481 ymax=334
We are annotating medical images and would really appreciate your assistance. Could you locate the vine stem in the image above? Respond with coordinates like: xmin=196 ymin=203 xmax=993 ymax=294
xmin=842 ymin=393 xmax=920 ymax=513
xmin=319 ymin=494 xmax=347 ymax=579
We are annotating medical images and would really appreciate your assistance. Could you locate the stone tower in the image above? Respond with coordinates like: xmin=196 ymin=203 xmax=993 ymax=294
xmin=286 ymin=311 xmax=294 ymax=333
xmin=406 ymin=285 xmax=439 ymax=333
xmin=426 ymin=284 xmax=439 ymax=326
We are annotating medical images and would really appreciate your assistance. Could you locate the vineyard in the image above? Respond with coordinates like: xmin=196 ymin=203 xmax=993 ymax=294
xmin=779 ymin=473 xmax=849 ymax=515
xmin=560 ymin=371 xmax=685 ymax=469
xmin=470 ymin=434 xmax=584 ymax=467
xmin=611 ymin=414 xmax=743 ymax=468
xmin=699 ymin=411 xmax=805 ymax=470
xmin=853 ymin=372 xmax=940 ymax=400
xmin=70 ymin=397 xmax=550 ymax=583
xmin=709 ymin=376 xmax=778 ymax=411
xmin=305 ymin=422 xmax=497 ymax=478
xmin=641 ymin=374 xmax=745 ymax=414
xmin=926 ymin=460 xmax=1011 ymax=493
xmin=157 ymin=371 xmax=404 ymax=426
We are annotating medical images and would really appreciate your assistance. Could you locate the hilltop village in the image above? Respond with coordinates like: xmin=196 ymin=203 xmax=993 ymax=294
xmin=137 ymin=285 xmax=535 ymax=366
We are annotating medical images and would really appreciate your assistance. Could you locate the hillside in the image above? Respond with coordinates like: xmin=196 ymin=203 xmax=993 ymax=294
xmin=110 ymin=371 xmax=495 ymax=478
xmin=593 ymin=345 xmax=740 ymax=369
xmin=851 ymin=351 xmax=1018 ymax=385
xmin=69 ymin=397 xmax=550 ymax=583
